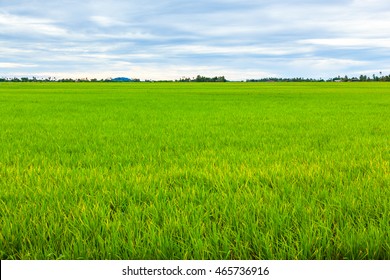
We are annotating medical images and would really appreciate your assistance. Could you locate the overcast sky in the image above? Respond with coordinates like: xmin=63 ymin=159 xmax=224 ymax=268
xmin=1 ymin=0 xmax=390 ymax=80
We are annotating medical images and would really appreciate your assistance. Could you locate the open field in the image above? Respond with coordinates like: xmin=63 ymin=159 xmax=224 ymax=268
xmin=0 ymin=82 xmax=389 ymax=259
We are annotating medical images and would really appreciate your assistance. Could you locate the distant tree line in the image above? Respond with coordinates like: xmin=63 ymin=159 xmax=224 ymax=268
xmin=246 ymin=77 xmax=324 ymax=82
xmin=176 ymin=75 xmax=227 ymax=82
xmin=1 ymin=74 xmax=390 ymax=83
xmin=246 ymin=74 xmax=390 ymax=82
xmin=0 ymin=77 xmax=140 ymax=82
xmin=0 ymin=75 xmax=227 ymax=83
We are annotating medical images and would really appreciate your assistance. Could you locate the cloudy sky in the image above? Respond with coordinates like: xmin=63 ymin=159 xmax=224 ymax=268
xmin=1 ymin=0 xmax=390 ymax=80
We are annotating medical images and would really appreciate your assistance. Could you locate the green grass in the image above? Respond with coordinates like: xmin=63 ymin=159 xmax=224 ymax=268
xmin=0 ymin=82 xmax=389 ymax=260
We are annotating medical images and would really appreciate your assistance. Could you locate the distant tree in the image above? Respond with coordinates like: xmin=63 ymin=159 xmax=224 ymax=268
xmin=177 ymin=77 xmax=191 ymax=82
xmin=192 ymin=75 xmax=227 ymax=82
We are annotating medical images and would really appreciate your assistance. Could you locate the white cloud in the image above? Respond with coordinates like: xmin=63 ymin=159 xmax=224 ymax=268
xmin=95 ymin=32 xmax=159 ymax=40
xmin=0 ymin=62 xmax=38 ymax=68
xmin=160 ymin=44 xmax=313 ymax=57
xmin=0 ymin=12 xmax=68 ymax=37
xmin=288 ymin=57 xmax=368 ymax=69
xmin=299 ymin=38 xmax=390 ymax=49
xmin=89 ymin=16 xmax=127 ymax=27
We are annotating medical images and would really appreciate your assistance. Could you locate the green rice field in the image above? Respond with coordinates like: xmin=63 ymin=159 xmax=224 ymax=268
xmin=0 ymin=82 xmax=389 ymax=259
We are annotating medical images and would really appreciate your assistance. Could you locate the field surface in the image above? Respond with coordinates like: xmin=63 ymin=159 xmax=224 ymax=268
xmin=0 ymin=82 xmax=389 ymax=259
